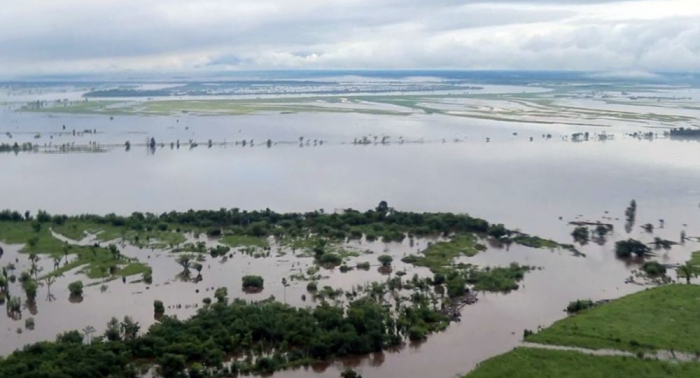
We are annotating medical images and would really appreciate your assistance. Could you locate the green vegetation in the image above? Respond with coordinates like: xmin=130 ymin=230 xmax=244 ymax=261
xmin=527 ymin=285 xmax=700 ymax=353
xmin=221 ymin=234 xmax=269 ymax=249
xmin=242 ymin=275 xmax=264 ymax=290
xmin=0 ymin=292 xmax=449 ymax=377
xmin=641 ymin=261 xmax=666 ymax=276
xmin=464 ymin=263 xmax=532 ymax=292
xmin=614 ymin=239 xmax=651 ymax=258
xmin=566 ymin=299 xmax=595 ymax=313
xmin=402 ymin=234 xmax=484 ymax=272
xmin=465 ymin=347 xmax=700 ymax=378
xmin=571 ymin=226 xmax=590 ymax=244
xmin=154 ymin=300 xmax=165 ymax=316
xmin=511 ymin=234 xmax=558 ymax=249
xmin=68 ymin=281 xmax=83 ymax=297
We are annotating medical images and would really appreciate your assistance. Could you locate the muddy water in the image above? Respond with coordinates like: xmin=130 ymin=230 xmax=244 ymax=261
xmin=2 ymin=105 xmax=700 ymax=377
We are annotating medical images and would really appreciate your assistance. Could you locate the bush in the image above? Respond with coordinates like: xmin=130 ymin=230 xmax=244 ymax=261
xmin=154 ymin=300 xmax=165 ymax=315
xmin=433 ymin=273 xmax=446 ymax=285
xmin=615 ymin=239 xmax=651 ymax=258
xmin=571 ymin=226 xmax=589 ymax=243
xmin=306 ymin=281 xmax=318 ymax=292
xmin=143 ymin=269 xmax=153 ymax=284
xmin=377 ymin=255 xmax=393 ymax=267
xmin=356 ymin=262 xmax=371 ymax=270
xmin=158 ymin=353 xmax=186 ymax=378
xmin=642 ymin=261 xmax=666 ymax=276
xmin=242 ymin=275 xmax=264 ymax=289
xmin=22 ymin=279 xmax=38 ymax=299
xmin=487 ymin=224 xmax=509 ymax=239
xmin=566 ymin=299 xmax=594 ymax=313
xmin=68 ymin=281 xmax=83 ymax=297
xmin=318 ymin=253 xmax=342 ymax=266
xmin=446 ymin=277 xmax=466 ymax=298
xmin=215 ymin=287 xmax=228 ymax=303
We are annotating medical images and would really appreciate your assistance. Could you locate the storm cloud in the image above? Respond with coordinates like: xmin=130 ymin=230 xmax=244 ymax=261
xmin=1 ymin=0 xmax=699 ymax=76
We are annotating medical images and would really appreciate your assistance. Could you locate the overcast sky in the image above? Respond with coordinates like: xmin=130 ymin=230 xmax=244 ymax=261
xmin=1 ymin=0 xmax=699 ymax=76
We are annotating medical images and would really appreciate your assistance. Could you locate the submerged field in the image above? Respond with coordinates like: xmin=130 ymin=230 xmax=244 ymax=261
xmin=18 ymin=82 xmax=700 ymax=129
xmin=3 ymin=76 xmax=700 ymax=377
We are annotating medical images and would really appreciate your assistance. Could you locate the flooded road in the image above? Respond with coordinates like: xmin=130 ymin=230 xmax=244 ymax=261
xmin=1 ymin=105 xmax=700 ymax=377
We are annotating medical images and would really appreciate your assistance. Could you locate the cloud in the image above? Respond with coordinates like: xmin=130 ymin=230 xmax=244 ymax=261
xmin=0 ymin=0 xmax=698 ymax=77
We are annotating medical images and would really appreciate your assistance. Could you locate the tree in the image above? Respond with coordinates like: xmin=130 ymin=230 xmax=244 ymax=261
xmin=120 ymin=316 xmax=140 ymax=341
xmin=376 ymin=201 xmax=389 ymax=213
xmin=154 ymin=300 xmax=165 ymax=316
xmin=159 ymin=353 xmax=186 ymax=378
xmin=214 ymin=287 xmax=228 ymax=303
xmin=176 ymin=254 xmax=194 ymax=271
xmin=678 ymin=263 xmax=697 ymax=284
xmin=378 ymin=255 xmax=393 ymax=267
xmin=615 ymin=239 xmax=651 ymax=258
xmin=487 ymin=224 xmax=508 ymax=239
xmin=571 ymin=226 xmax=589 ymax=244
xmin=108 ymin=244 xmax=120 ymax=260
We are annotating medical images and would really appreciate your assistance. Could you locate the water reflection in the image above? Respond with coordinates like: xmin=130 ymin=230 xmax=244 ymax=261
xmin=2 ymin=108 xmax=700 ymax=377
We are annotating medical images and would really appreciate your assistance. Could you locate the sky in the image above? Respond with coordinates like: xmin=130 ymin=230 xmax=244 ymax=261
xmin=1 ymin=0 xmax=699 ymax=77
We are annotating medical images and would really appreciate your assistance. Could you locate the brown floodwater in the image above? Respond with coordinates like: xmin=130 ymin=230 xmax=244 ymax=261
xmin=2 ymin=97 xmax=700 ymax=377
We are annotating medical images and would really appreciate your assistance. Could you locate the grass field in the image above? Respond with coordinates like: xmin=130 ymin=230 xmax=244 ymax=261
xmin=0 ymin=221 xmax=150 ymax=279
xmin=466 ymin=347 xmax=700 ymax=378
xmin=402 ymin=234 xmax=485 ymax=272
xmin=526 ymin=285 xmax=700 ymax=353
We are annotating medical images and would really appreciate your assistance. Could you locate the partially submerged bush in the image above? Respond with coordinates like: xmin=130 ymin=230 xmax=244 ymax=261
xmin=153 ymin=300 xmax=165 ymax=316
xmin=642 ymin=261 xmax=666 ymax=276
xmin=615 ymin=239 xmax=651 ymax=258
xmin=566 ymin=299 xmax=594 ymax=313
xmin=68 ymin=281 xmax=83 ymax=297
xmin=377 ymin=254 xmax=393 ymax=267
xmin=242 ymin=275 xmax=264 ymax=290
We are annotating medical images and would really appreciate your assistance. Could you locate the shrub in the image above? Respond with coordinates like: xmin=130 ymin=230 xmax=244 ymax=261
xmin=446 ymin=277 xmax=466 ymax=298
xmin=318 ymin=253 xmax=342 ymax=266
xmin=242 ymin=275 xmax=264 ymax=289
xmin=215 ymin=287 xmax=228 ymax=303
xmin=571 ymin=226 xmax=589 ymax=243
xmin=68 ymin=281 xmax=83 ymax=297
xmin=154 ymin=300 xmax=165 ymax=315
xmin=615 ymin=239 xmax=651 ymax=258
xmin=306 ymin=281 xmax=318 ymax=292
xmin=377 ymin=255 xmax=393 ymax=267
xmin=642 ymin=261 xmax=666 ymax=276
xmin=566 ymin=299 xmax=594 ymax=313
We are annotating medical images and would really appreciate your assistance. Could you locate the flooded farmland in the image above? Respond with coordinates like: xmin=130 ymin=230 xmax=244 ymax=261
xmin=1 ymin=81 xmax=700 ymax=378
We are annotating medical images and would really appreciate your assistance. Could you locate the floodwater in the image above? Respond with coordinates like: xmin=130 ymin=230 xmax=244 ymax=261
xmin=2 ymin=91 xmax=700 ymax=378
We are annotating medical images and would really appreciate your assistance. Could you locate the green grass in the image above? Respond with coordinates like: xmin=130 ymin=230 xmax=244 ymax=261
xmin=221 ymin=235 xmax=269 ymax=249
xmin=686 ymin=251 xmax=700 ymax=266
xmin=465 ymin=347 xmax=700 ymax=378
xmin=527 ymin=285 xmax=700 ymax=353
xmin=52 ymin=220 xmax=186 ymax=247
xmin=512 ymin=235 xmax=559 ymax=249
xmin=0 ymin=221 xmax=150 ymax=279
xmin=402 ymin=234 xmax=485 ymax=272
